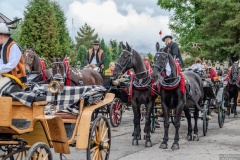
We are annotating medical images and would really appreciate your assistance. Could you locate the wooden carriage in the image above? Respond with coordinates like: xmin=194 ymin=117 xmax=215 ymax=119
xmin=0 ymin=89 xmax=114 ymax=159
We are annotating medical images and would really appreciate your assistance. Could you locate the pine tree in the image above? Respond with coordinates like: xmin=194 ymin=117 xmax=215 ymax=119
xmin=77 ymin=45 xmax=88 ymax=66
xmin=75 ymin=23 xmax=98 ymax=50
xmin=20 ymin=0 xmax=58 ymax=57
xmin=51 ymin=1 xmax=71 ymax=57
xmin=100 ymin=39 xmax=111 ymax=70
xmin=109 ymin=40 xmax=122 ymax=62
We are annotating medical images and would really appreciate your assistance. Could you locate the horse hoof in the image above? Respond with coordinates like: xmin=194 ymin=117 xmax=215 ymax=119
xmin=132 ymin=139 xmax=138 ymax=146
xmin=192 ymin=134 xmax=199 ymax=141
xmin=145 ymin=141 xmax=152 ymax=147
xmin=159 ymin=143 xmax=168 ymax=149
xmin=186 ymin=135 xmax=192 ymax=141
xmin=171 ymin=143 xmax=179 ymax=150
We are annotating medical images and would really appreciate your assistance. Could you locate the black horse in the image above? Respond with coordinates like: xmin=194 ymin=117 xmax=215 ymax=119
xmin=224 ymin=62 xmax=239 ymax=117
xmin=113 ymin=42 xmax=157 ymax=147
xmin=151 ymin=42 xmax=204 ymax=150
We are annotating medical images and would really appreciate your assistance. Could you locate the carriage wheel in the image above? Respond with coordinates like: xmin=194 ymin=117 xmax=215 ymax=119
xmin=87 ymin=116 xmax=111 ymax=160
xmin=91 ymin=108 xmax=99 ymax=121
xmin=109 ymin=98 xmax=123 ymax=127
xmin=218 ymin=91 xmax=226 ymax=128
xmin=203 ymin=100 xmax=209 ymax=136
xmin=25 ymin=142 xmax=53 ymax=160
xmin=3 ymin=147 xmax=29 ymax=160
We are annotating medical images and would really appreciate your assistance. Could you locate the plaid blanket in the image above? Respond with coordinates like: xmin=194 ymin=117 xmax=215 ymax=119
xmin=45 ymin=85 xmax=107 ymax=114
xmin=9 ymin=84 xmax=48 ymax=107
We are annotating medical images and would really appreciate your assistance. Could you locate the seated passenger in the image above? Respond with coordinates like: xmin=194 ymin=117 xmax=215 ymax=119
xmin=191 ymin=57 xmax=204 ymax=70
xmin=105 ymin=62 xmax=115 ymax=75
xmin=202 ymin=61 xmax=219 ymax=82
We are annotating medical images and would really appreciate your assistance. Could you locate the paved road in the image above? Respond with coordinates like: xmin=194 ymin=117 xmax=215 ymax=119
xmin=52 ymin=106 xmax=240 ymax=160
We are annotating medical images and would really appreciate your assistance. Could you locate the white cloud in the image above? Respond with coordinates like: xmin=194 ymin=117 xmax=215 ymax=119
xmin=0 ymin=0 xmax=171 ymax=53
xmin=67 ymin=0 xmax=171 ymax=53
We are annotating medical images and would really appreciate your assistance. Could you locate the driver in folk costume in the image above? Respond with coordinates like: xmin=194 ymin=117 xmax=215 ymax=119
xmin=85 ymin=40 xmax=104 ymax=72
xmin=0 ymin=22 xmax=26 ymax=89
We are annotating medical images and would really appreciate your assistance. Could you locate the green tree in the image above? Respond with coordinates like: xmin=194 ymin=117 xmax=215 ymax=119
xmin=52 ymin=1 xmax=71 ymax=56
xmin=20 ymin=0 xmax=59 ymax=57
xmin=11 ymin=17 xmax=22 ymax=43
xmin=157 ymin=0 xmax=203 ymax=57
xmin=100 ymin=38 xmax=111 ymax=70
xmin=147 ymin=52 xmax=153 ymax=64
xmin=196 ymin=0 xmax=240 ymax=62
xmin=76 ymin=45 xmax=87 ymax=66
xmin=109 ymin=39 xmax=121 ymax=61
xmin=75 ymin=23 xmax=98 ymax=50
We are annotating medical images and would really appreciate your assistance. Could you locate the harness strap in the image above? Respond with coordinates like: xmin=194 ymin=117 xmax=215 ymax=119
xmin=39 ymin=58 xmax=47 ymax=81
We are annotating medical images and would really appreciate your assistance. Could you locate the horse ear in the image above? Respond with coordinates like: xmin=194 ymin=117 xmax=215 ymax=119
xmin=156 ymin=42 xmax=160 ymax=52
xmin=24 ymin=45 xmax=27 ymax=51
xmin=126 ymin=42 xmax=131 ymax=51
xmin=32 ymin=45 xmax=36 ymax=51
xmin=121 ymin=42 xmax=126 ymax=50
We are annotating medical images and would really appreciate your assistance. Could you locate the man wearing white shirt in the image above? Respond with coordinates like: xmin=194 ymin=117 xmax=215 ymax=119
xmin=85 ymin=40 xmax=104 ymax=73
xmin=0 ymin=22 xmax=26 ymax=83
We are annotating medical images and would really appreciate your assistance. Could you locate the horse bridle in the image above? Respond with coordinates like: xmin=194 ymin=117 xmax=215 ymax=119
xmin=115 ymin=49 xmax=133 ymax=76
xmin=24 ymin=50 xmax=36 ymax=70
xmin=52 ymin=61 xmax=66 ymax=80
xmin=229 ymin=62 xmax=239 ymax=86
xmin=153 ymin=52 xmax=169 ymax=76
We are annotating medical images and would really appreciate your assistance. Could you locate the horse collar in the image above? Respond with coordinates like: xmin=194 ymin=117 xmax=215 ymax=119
xmin=133 ymin=76 xmax=152 ymax=88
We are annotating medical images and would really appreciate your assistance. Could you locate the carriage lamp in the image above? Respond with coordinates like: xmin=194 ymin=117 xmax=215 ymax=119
xmin=49 ymin=74 xmax=65 ymax=94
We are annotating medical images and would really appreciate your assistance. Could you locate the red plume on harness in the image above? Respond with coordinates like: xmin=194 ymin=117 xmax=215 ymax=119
xmin=64 ymin=58 xmax=71 ymax=86
xmin=39 ymin=58 xmax=47 ymax=81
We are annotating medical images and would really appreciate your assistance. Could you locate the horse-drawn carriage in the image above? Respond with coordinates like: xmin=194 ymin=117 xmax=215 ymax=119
xmin=0 ymin=75 xmax=114 ymax=160
xmin=100 ymin=74 xmax=131 ymax=127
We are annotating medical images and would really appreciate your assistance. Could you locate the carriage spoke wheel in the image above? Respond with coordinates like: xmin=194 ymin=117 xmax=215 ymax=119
xmin=203 ymin=100 xmax=209 ymax=136
xmin=218 ymin=91 xmax=226 ymax=128
xmin=3 ymin=146 xmax=29 ymax=160
xmin=25 ymin=142 xmax=52 ymax=160
xmin=87 ymin=116 xmax=111 ymax=160
xmin=110 ymin=98 xmax=123 ymax=127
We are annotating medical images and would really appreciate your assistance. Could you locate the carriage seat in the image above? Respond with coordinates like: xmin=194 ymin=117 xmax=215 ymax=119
xmin=54 ymin=112 xmax=77 ymax=119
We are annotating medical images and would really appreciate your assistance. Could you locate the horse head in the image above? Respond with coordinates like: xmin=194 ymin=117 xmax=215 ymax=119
xmin=113 ymin=42 xmax=134 ymax=79
xmin=49 ymin=57 xmax=66 ymax=81
xmin=152 ymin=42 xmax=170 ymax=81
xmin=231 ymin=62 xmax=239 ymax=83
xmin=23 ymin=45 xmax=37 ymax=74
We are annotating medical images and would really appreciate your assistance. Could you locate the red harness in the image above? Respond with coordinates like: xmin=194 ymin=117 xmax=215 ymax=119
xmin=129 ymin=59 xmax=158 ymax=96
xmin=64 ymin=58 xmax=71 ymax=86
xmin=39 ymin=58 xmax=47 ymax=81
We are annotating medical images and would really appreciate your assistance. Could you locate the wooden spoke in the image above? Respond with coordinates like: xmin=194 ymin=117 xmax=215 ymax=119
xmin=99 ymin=150 xmax=103 ymax=160
xmin=98 ymin=120 xmax=103 ymax=139
xmin=101 ymin=121 xmax=106 ymax=136
xmin=38 ymin=148 xmax=43 ymax=160
xmin=33 ymin=152 xmax=37 ymax=160
xmin=104 ymin=138 xmax=110 ymax=143
xmin=92 ymin=148 xmax=99 ymax=160
xmin=43 ymin=154 xmax=49 ymax=160
xmin=95 ymin=127 xmax=99 ymax=142
xmin=92 ymin=137 xmax=99 ymax=145
xmin=103 ymin=149 xmax=109 ymax=154
xmin=101 ymin=128 xmax=109 ymax=141
xmin=90 ymin=145 xmax=99 ymax=153
xmin=15 ymin=152 xmax=20 ymax=159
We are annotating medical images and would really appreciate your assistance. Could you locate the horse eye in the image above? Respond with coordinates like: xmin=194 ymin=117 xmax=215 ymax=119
xmin=31 ymin=56 xmax=34 ymax=59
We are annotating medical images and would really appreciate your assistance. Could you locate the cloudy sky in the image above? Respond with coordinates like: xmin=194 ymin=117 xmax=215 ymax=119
xmin=0 ymin=0 xmax=171 ymax=53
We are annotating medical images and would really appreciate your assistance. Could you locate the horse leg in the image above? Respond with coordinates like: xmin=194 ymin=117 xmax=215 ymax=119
xmin=171 ymin=102 xmax=184 ymax=150
xmin=234 ymin=93 xmax=238 ymax=117
xmin=184 ymin=108 xmax=192 ymax=141
xmin=132 ymin=101 xmax=140 ymax=146
xmin=159 ymin=102 xmax=169 ymax=149
xmin=225 ymin=91 xmax=231 ymax=116
xmin=193 ymin=106 xmax=199 ymax=141
xmin=144 ymin=101 xmax=154 ymax=147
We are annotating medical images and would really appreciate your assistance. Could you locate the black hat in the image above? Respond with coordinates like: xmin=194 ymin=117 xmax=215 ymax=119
xmin=93 ymin=40 xmax=100 ymax=45
xmin=162 ymin=35 xmax=173 ymax=42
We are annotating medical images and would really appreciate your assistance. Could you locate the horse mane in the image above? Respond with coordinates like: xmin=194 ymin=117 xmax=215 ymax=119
xmin=32 ymin=54 xmax=42 ymax=72
xmin=132 ymin=49 xmax=147 ymax=73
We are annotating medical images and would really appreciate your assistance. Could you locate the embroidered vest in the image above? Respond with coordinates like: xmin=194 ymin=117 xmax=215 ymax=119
xmin=88 ymin=49 xmax=104 ymax=68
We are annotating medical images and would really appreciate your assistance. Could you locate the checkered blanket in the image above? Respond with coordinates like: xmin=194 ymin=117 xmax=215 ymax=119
xmin=45 ymin=85 xmax=107 ymax=114
xmin=9 ymin=84 xmax=48 ymax=107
